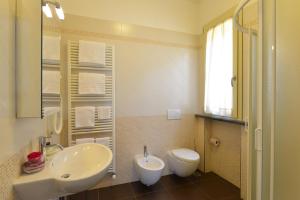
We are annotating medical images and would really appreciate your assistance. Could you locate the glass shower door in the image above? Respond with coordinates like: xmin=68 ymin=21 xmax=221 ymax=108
xmin=273 ymin=0 xmax=300 ymax=199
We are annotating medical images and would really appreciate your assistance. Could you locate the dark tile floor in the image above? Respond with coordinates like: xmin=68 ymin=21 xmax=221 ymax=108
xmin=67 ymin=172 xmax=241 ymax=200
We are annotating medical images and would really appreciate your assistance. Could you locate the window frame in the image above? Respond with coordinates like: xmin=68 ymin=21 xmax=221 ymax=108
xmin=202 ymin=7 xmax=243 ymax=119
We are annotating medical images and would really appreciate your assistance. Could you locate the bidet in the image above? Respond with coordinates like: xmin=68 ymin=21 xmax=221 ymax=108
xmin=134 ymin=154 xmax=165 ymax=186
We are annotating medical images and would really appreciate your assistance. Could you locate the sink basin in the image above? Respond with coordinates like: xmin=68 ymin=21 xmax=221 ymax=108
xmin=51 ymin=143 xmax=113 ymax=193
xmin=14 ymin=143 xmax=112 ymax=200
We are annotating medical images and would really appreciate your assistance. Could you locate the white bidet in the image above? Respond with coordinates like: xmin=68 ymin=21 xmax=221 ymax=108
xmin=134 ymin=154 xmax=165 ymax=186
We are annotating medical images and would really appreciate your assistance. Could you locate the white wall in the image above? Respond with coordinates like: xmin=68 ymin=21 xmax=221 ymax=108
xmin=61 ymin=0 xmax=200 ymax=34
xmin=61 ymin=0 xmax=245 ymax=36
xmin=116 ymin=42 xmax=200 ymax=117
xmin=196 ymin=0 xmax=239 ymax=33
xmin=0 ymin=0 xmax=45 ymax=164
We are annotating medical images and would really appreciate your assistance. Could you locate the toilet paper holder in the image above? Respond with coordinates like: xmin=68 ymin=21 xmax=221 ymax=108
xmin=209 ymin=138 xmax=220 ymax=146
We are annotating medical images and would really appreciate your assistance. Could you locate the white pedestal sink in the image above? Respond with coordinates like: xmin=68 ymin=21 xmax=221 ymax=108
xmin=14 ymin=143 xmax=112 ymax=200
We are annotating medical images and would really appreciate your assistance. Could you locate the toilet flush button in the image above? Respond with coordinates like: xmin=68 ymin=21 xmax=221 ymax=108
xmin=167 ymin=109 xmax=181 ymax=120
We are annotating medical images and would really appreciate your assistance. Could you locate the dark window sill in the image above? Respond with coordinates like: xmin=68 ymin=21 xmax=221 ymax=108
xmin=195 ymin=113 xmax=246 ymax=126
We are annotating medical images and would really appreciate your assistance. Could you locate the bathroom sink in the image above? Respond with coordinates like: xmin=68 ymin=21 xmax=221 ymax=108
xmin=50 ymin=143 xmax=113 ymax=193
xmin=14 ymin=143 xmax=112 ymax=200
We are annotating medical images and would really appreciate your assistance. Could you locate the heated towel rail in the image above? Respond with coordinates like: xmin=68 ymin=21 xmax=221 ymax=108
xmin=67 ymin=40 xmax=116 ymax=174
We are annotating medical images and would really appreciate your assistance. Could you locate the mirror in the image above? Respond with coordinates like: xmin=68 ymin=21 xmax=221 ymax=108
xmin=15 ymin=1 xmax=248 ymax=121
xmin=12 ymin=1 xmax=253 ymax=132
xmin=16 ymin=0 xmax=42 ymax=118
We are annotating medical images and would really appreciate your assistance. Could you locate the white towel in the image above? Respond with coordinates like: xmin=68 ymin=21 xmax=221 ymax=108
xmin=43 ymin=107 xmax=60 ymax=117
xmin=97 ymin=106 xmax=112 ymax=120
xmin=79 ymin=40 xmax=105 ymax=66
xmin=76 ymin=138 xmax=94 ymax=144
xmin=78 ymin=73 xmax=105 ymax=94
xmin=95 ymin=137 xmax=110 ymax=147
xmin=75 ymin=106 xmax=95 ymax=128
xmin=43 ymin=36 xmax=60 ymax=64
xmin=43 ymin=71 xmax=61 ymax=94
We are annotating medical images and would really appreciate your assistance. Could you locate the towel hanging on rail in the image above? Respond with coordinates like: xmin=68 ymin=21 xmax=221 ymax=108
xmin=75 ymin=106 xmax=95 ymax=128
xmin=78 ymin=72 xmax=106 ymax=95
xmin=43 ymin=36 xmax=61 ymax=64
xmin=43 ymin=106 xmax=60 ymax=117
xmin=42 ymin=70 xmax=61 ymax=94
xmin=95 ymin=137 xmax=111 ymax=147
xmin=79 ymin=40 xmax=106 ymax=66
xmin=97 ymin=106 xmax=112 ymax=120
xmin=75 ymin=138 xmax=94 ymax=144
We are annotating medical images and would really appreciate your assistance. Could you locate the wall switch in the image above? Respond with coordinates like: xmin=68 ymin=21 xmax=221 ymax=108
xmin=167 ymin=109 xmax=181 ymax=120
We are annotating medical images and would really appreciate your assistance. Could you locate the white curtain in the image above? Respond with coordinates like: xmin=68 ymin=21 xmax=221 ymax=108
xmin=204 ymin=18 xmax=234 ymax=117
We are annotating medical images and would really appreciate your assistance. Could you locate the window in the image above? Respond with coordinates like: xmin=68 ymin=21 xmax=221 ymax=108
xmin=204 ymin=18 xmax=237 ymax=117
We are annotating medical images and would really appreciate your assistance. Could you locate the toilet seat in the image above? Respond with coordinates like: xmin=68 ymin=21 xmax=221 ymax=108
xmin=171 ymin=148 xmax=199 ymax=163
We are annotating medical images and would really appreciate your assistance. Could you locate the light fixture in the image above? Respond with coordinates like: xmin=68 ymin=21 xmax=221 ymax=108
xmin=42 ymin=1 xmax=64 ymax=21
xmin=55 ymin=5 xmax=64 ymax=20
xmin=42 ymin=3 xmax=53 ymax=18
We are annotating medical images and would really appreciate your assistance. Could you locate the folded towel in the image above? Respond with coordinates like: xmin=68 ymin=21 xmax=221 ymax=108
xmin=95 ymin=137 xmax=110 ymax=147
xmin=76 ymin=138 xmax=94 ymax=144
xmin=43 ymin=36 xmax=60 ymax=64
xmin=43 ymin=106 xmax=60 ymax=117
xmin=23 ymin=159 xmax=45 ymax=174
xmin=78 ymin=72 xmax=105 ymax=95
xmin=79 ymin=40 xmax=105 ymax=66
xmin=43 ymin=70 xmax=61 ymax=94
xmin=97 ymin=106 xmax=112 ymax=120
xmin=75 ymin=106 xmax=95 ymax=128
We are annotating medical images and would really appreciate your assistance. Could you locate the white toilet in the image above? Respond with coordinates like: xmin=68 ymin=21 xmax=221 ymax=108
xmin=134 ymin=154 xmax=165 ymax=186
xmin=167 ymin=148 xmax=200 ymax=177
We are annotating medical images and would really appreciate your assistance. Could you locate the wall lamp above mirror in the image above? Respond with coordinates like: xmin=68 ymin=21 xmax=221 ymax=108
xmin=42 ymin=1 xmax=64 ymax=20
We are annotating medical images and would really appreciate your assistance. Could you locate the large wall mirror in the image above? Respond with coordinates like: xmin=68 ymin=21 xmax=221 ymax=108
xmin=41 ymin=0 xmax=115 ymax=147
xmin=16 ymin=0 xmax=42 ymax=118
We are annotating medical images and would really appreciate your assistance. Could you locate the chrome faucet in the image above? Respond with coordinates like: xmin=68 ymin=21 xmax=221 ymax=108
xmin=39 ymin=136 xmax=64 ymax=155
xmin=144 ymin=145 xmax=149 ymax=161
xmin=39 ymin=136 xmax=47 ymax=154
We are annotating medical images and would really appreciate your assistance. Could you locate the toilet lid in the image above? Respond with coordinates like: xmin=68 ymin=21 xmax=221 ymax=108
xmin=171 ymin=148 xmax=200 ymax=163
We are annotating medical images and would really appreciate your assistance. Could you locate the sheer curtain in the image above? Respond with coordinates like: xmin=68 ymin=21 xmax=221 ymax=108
xmin=204 ymin=18 xmax=234 ymax=117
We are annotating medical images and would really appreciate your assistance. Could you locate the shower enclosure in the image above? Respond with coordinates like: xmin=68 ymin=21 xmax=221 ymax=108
xmin=272 ymin=0 xmax=300 ymax=199
xmin=234 ymin=0 xmax=300 ymax=199
xmin=234 ymin=0 xmax=261 ymax=199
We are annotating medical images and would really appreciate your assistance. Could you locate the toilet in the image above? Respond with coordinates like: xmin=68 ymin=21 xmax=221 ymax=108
xmin=167 ymin=148 xmax=200 ymax=177
xmin=134 ymin=154 xmax=165 ymax=186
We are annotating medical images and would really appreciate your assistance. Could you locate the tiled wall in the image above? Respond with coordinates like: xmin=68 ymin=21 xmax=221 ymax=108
xmin=0 ymin=0 xmax=45 ymax=199
xmin=204 ymin=120 xmax=242 ymax=187
xmin=0 ymin=145 xmax=32 ymax=200
xmin=94 ymin=115 xmax=198 ymax=188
